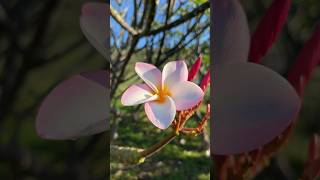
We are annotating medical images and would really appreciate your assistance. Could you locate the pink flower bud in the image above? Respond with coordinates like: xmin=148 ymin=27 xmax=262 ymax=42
xmin=206 ymin=104 xmax=210 ymax=114
xmin=248 ymin=0 xmax=291 ymax=63
xmin=188 ymin=54 xmax=202 ymax=81
xmin=302 ymin=134 xmax=320 ymax=179
xmin=308 ymin=134 xmax=320 ymax=162
xmin=200 ymin=71 xmax=210 ymax=91
xmin=287 ymin=25 xmax=320 ymax=96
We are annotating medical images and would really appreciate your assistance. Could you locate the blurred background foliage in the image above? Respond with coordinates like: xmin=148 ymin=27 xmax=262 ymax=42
xmin=0 ymin=0 xmax=106 ymax=179
xmin=243 ymin=0 xmax=320 ymax=179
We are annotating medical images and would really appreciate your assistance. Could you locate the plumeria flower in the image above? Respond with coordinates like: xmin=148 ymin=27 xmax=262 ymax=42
xmin=36 ymin=2 xmax=108 ymax=140
xmin=212 ymin=0 xmax=301 ymax=155
xmin=121 ymin=61 xmax=204 ymax=129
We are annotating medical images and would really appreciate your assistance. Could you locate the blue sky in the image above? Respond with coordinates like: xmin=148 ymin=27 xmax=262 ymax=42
xmin=110 ymin=0 xmax=210 ymax=49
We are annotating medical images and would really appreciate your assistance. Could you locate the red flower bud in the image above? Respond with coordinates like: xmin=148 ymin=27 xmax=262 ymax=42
xmin=287 ymin=25 xmax=320 ymax=96
xmin=206 ymin=104 xmax=210 ymax=114
xmin=308 ymin=134 xmax=320 ymax=163
xmin=248 ymin=0 xmax=291 ymax=63
xmin=302 ymin=134 xmax=320 ymax=179
xmin=200 ymin=71 xmax=210 ymax=91
xmin=188 ymin=54 xmax=202 ymax=81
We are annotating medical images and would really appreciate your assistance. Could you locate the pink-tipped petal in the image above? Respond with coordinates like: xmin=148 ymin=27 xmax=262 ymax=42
xmin=287 ymin=25 xmax=320 ymax=96
xmin=249 ymin=0 xmax=291 ymax=63
xmin=80 ymin=2 xmax=108 ymax=59
xmin=213 ymin=0 xmax=250 ymax=65
xmin=135 ymin=62 xmax=162 ymax=92
xmin=170 ymin=81 xmax=204 ymax=110
xmin=212 ymin=63 xmax=301 ymax=155
xmin=144 ymin=96 xmax=176 ymax=129
xmin=121 ymin=84 xmax=157 ymax=106
xmin=162 ymin=60 xmax=188 ymax=89
xmin=188 ymin=54 xmax=202 ymax=81
xmin=36 ymin=74 xmax=108 ymax=140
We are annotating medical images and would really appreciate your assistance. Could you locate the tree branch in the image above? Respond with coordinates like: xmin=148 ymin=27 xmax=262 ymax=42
xmin=110 ymin=6 xmax=138 ymax=35
xmin=142 ymin=1 xmax=209 ymax=36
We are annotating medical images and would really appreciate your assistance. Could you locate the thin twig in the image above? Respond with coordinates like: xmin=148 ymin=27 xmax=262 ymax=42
xmin=143 ymin=2 xmax=209 ymax=36
xmin=110 ymin=6 xmax=138 ymax=35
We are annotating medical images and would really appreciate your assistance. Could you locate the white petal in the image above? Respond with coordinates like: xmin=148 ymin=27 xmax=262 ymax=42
xmin=162 ymin=60 xmax=188 ymax=89
xmin=212 ymin=63 xmax=301 ymax=155
xmin=36 ymin=73 xmax=108 ymax=140
xmin=80 ymin=2 xmax=108 ymax=59
xmin=213 ymin=0 xmax=250 ymax=65
xmin=144 ymin=96 xmax=176 ymax=129
xmin=170 ymin=81 xmax=204 ymax=110
xmin=135 ymin=62 xmax=162 ymax=92
xmin=121 ymin=84 xmax=157 ymax=106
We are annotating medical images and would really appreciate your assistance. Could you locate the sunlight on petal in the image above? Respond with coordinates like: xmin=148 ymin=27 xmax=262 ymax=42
xmin=135 ymin=62 xmax=162 ymax=92
xmin=121 ymin=84 xmax=157 ymax=106
xmin=170 ymin=81 xmax=204 ymax=110
xmin=162 ymin=60 xmax=188 ymax=89
xmin=144 ymin=96 xmax=176 ymax=129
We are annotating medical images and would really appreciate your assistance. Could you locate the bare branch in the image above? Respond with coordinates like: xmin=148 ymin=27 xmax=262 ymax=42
xmin=142 ymin=2 xmax=209 ymax=36
xmin=110 ymin=6 xmax=138 ymax=35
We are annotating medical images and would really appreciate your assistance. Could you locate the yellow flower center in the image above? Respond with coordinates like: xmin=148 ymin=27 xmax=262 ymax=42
xmin=155 ymin=85 xmax=171 ymax=104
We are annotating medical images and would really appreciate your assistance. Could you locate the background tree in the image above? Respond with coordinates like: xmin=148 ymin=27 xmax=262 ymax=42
xmin=0 ymin=0 xmax=106 ymax=179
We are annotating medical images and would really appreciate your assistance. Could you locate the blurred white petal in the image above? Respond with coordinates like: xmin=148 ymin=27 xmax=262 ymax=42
xmin=36 ymin=71 xmax=108 ymax=140
xmin=213 ymin=0 xmax=250 ymax=65
xmin=212 ymin=63 xmax=300 ymax=154
xmin=80 ymin=2 xmax=108 ymax=59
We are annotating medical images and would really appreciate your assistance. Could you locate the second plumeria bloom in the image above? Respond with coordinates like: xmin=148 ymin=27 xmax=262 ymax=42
xmin=121 ymin=61 xmax=204 ymax=129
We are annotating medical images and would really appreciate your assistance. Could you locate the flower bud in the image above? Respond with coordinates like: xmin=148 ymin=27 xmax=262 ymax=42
xmin=287 ymin=24 xmax=320 ymax=95
xmin=249 ymin=0 xmax=291 ymax=63
xmin=188 ymin=54 xmax=202 ymax=81
xmin=200 ymin=71 xmax=210 ymax=91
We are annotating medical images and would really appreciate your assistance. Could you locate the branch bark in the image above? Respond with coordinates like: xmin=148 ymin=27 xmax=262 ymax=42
xmin=110 ymin=6 xmax=138 ymax=35
xmin=142 ymin=1 xmax=209 ymax=36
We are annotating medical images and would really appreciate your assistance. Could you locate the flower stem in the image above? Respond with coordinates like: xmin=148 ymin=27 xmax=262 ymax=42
xmin=139 ymin=131 xmax=177 ymax=159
